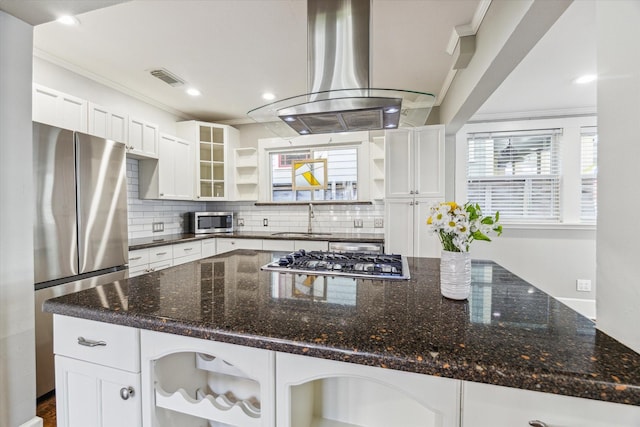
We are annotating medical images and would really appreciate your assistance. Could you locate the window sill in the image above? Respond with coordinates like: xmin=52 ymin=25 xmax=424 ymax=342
xmin=499 ymin=222 xmax=596 ymax=231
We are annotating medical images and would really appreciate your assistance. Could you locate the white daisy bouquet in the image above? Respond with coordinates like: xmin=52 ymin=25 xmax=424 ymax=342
xmin=426 ymin=202 xmax=502 ymax=253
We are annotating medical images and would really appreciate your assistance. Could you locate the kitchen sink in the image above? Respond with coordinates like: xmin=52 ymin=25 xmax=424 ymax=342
xmin=271 ymin=232 xmax=332 ymax=238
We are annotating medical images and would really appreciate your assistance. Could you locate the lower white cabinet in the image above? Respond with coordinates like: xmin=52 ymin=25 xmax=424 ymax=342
xmin=172 ymin=241 xmax=202 ymax=266
xmin=294 ymin=240 xmax=328 ymax=251
xmin=276 ymin=352 xmax=460 ymax=427
xmin=261 ymin=239 xmax=295 ymax=252
xmin=385 ymin=198 xmax=441 ymax=257
xmin=201 ymin=238 xmax=217 ymax=258
xmin=55 ymin=356 xmax=142 ymax=427
xmin=462 ymin=381 xmax=640 ymax=427
xmin=53 ymin=315 xmax=141 ymax=427
xmin=217 ymin=238 xmax=262 ymax=254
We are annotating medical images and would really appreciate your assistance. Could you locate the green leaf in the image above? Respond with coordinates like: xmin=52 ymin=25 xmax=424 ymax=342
xmin=481 ymin=217 xmax=494 ymax=225
xmin=472 ymin=231 xmax=491 ymax=241
xmin=495 ymin=211 xmax=500 ymax=221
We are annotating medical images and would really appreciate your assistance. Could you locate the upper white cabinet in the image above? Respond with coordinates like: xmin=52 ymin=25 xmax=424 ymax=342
xmin=87 ymin=102 xmax=128 ymax=142
xmin=176 ymin=120 xmax=239 ymax=201
xmin=127 ymin=117 xmax=159 ymax=159
xmin=33 ymin=84 xmax=88 ymax=132
xmin=385 ymin=125 xmax=445 ymax=199
xmin=385 ymin=198 xmax=441 ymax=258
xmin=139 ymin=133 xmax=194 ymax=200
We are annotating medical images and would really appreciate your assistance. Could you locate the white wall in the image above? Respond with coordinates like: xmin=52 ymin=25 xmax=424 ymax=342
xmin=455 ymin=116 xmax=598 ymax=302
xmin=0 ymin=11 xmax=38 ymax=427
xmin=595 ymin=0 xmax=640 ymax=352
xmin=33 ymin=56 xmax=187 ymax=135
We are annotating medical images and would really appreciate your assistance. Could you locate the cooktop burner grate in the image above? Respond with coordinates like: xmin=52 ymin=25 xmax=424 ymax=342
xmin=261 ymin=250 xmax=410 ymax=280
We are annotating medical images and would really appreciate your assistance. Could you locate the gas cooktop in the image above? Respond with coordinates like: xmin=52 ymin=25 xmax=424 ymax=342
xmin=261 ymin=250 xmax=410 ymax=280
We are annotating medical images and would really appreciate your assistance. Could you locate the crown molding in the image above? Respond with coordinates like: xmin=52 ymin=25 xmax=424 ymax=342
xmin=468 ymin=106 xmax=597 ymax=123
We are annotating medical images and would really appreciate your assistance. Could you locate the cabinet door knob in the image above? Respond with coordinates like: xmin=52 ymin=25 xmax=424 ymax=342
xmin=77 ymin=336 xmax=107 ymax=347
xmin=409 ymin=190 xmax=415 ymax=194
xmin=529 ymin=421 xmax=548 ymax=427
xmin=120 ymin=386 xmax=135 ymax=400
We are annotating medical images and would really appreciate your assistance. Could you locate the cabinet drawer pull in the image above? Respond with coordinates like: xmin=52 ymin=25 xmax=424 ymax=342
xmin=129 ymin=256 xmax=142 ymax=261
xmin=77 ymin=336 xmax=107 ymax=347
xmin=184 ymin=247 xmax=193 ymax=251
xmin=156 ymin=252 xmax=167 ymax=256
xmin=529 ymin=421 xmax=548 ymax=427
xmin=120 ymin=386 xmax=135 ymax=400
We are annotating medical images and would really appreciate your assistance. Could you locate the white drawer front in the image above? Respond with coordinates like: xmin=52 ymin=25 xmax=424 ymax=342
xmin=127 ymin=265 xmax=148 ymax=278
xmin=262 ymin=239 xmax=294 ymax=252
xmin=217 ymin=238 xmax=262 ymax=254
xmin=128 ymin=249 xmax=149 ymax=267
xmin=148 ymin=245 xmax=173 ymax=263
xmin=173 ymin=240 xmax=201 ymax=259
xmin=53 ymin=315 xmax=140 ymax=373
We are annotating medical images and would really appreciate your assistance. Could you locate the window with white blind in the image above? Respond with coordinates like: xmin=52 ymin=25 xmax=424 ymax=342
xmin=467 ymin=129 xmax=561 ymax=222
xmin=580 ymin=127 xmax=598 ymax=222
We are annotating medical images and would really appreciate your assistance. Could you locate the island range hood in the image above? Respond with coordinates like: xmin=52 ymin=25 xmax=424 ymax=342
xmin=247 ymin=0 xmax=435 ymax=137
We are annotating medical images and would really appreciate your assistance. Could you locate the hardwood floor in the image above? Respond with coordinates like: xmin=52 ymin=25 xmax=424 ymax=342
xmin=36 ymin=392 xmax=56 ymax=427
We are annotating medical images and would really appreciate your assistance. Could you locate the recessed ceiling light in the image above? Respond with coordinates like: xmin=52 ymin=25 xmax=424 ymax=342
xmin=574 ymin=74 xmax=597 ymax=84
xmin=186 ymin=88 xmax=201 ymax=97
xmin=262 ymin=92 xmax=276 ymax=101
xmin=56 ymin=15 xmax=80 ymax=26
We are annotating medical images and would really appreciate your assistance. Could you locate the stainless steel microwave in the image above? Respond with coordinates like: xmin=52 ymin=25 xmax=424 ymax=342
xmin=188 ymin=212 xmax=234 ymax=234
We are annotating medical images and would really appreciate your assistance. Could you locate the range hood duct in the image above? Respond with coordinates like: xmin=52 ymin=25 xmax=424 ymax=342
xmin=247 ymin=0 xmax=435 ymax=137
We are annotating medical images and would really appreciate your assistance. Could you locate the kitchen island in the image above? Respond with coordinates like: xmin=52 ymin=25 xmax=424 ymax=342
xmin=44 ymin=250 xmax=640 ymax=427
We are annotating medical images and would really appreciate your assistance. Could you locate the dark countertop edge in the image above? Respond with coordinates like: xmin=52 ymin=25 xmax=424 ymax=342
xmin=42 ymin=300 xmax=640 ymax=407
xmin=129 ymin=232 xmax=384 ymax=251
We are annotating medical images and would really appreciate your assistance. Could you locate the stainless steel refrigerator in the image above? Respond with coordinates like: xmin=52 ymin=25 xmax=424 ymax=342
xmin=33 ymin=122 xmax=129 ymax=397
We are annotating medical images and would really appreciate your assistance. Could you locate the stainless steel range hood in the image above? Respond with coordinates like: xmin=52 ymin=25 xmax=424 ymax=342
xmin=247 ymin=0 xmax=435 ymax=137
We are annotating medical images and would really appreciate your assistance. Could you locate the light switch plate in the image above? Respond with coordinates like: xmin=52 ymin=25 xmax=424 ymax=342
xmin=354 ymin=219 xmax=363 ymax=228
xmin=374 ymin=217 xmax=384 ymax=228
xmin=238 ymin=218 xmax=245 ymax=226
xmin=152 ymin=222 xmax=164 ymax=232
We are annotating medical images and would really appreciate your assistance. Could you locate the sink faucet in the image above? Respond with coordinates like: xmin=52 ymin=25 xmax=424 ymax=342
xmin=308 ymin=203 xmax=314 ymax=233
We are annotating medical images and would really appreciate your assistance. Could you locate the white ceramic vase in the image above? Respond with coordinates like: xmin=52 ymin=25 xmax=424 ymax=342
xmin=439 ymin=249 xmax=471 ymax=300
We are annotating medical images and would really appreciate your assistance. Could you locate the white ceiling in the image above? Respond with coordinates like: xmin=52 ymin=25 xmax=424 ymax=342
xmin=3 ymin=0 xmax=596 ymax=125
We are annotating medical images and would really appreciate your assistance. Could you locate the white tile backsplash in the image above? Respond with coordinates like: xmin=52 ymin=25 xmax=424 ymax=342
xmin=127 ymin=158 xmax=385 ymax=239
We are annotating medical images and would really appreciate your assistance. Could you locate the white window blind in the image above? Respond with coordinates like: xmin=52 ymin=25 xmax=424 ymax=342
xmin=580 ymin=127 xmax=598 ymax=222
xmin=467 ymin=129 xmax=561 ymax=222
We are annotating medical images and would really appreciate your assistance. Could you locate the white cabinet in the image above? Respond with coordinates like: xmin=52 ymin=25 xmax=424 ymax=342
xmin=262 ymin=239 xmax=295 ymax=252
xmin=462 ymin=381 xmax=640 ymax=427
xmin=139 ymin=134 xmax=194 ymax=200
xmin=293 ymin=240 xmax=328 ymax=251
xmin=385 ymin=198 xmax=440 ymax=257
xmin=385 ymin=125 xmax=444 ymax=257
xmin=176 ymin=120 xmax=239 ymax=200
xmin=128 ymin=245 xmax=175 ymax=278
xmin=127 ymin=117 xmax=159 ymax=159
xmin=172 ymin=240 xmax=202 ymax=265
xmin=87 ymin=102 xmax=128 ymax=142
xmin=385 ymin=125 xmax=445 ymax=199
xmin=234 ymin=148 xmax=259 ymax=201
xmin=217 ymin=238 xmax=262 ymax=255
xmin=276 ymin=352 xmax=460 ymax=427
xmin=33 ymin=84 xmax=88 ymax=132
xmin=53 ymin=315 xmax=141 ymax=427
xmin=141 ymin=330 xmax=275 ymax=427
xmin=201 ymin=238 xmax=217 ymax=258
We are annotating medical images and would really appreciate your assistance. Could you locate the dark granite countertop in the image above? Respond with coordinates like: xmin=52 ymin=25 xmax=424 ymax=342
xmin=43 ymin=250 xmax=640 ymax=406
xmin=129 ymin=231 xmax=384 ymax=251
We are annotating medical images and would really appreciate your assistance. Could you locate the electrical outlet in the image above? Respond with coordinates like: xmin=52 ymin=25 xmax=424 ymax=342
xmin=263 ymin=218 xmax=269 ymax=227
xmin=354 ymin=219 xmax=363 ymax=228
xmin=152 ymin=222 xmax=164 ymax=232
xmin=237 ymin=218 xmax=245 ymax=227
xmin=374 ymin=217 xmax=384 ymax=228
xmin=576 ymin=279 xmax=592 ymax=292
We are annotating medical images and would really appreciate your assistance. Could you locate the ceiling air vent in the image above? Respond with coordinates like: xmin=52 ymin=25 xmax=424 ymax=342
xmin=149 ymin=68 xmax=185 ymax=87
